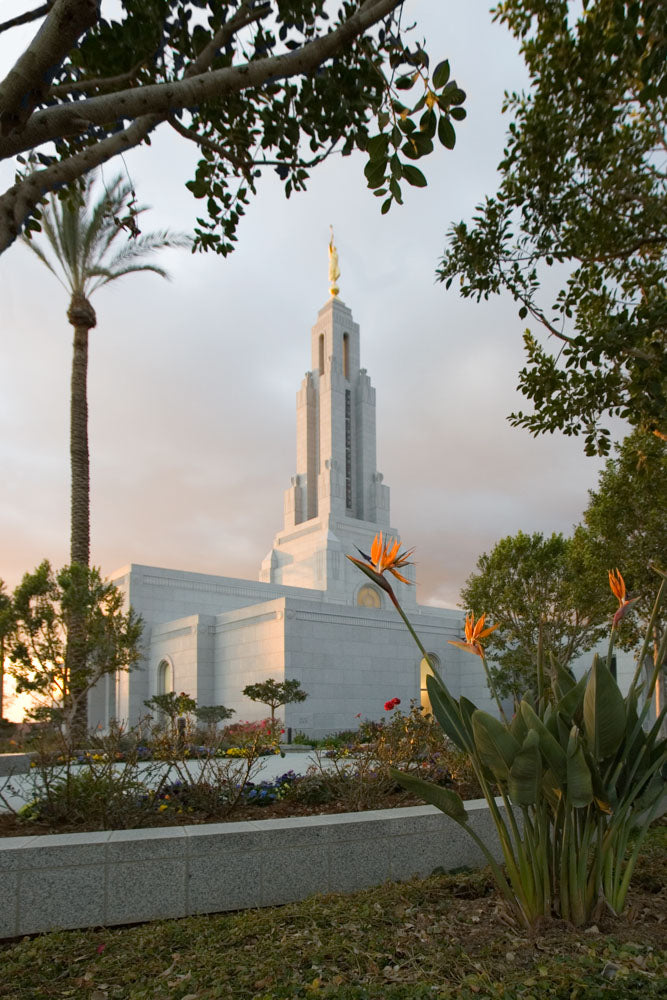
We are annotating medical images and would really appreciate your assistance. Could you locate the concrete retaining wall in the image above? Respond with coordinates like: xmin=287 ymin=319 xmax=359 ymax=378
xmin=0 ymin=799 xmax=505 ymax=938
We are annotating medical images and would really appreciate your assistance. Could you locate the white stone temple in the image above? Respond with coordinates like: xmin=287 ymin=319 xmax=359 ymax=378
xmin=91 ymin=242 xmax=635 ymax=736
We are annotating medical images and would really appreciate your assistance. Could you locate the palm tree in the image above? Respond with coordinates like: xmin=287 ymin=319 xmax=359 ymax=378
xmin=22 ymin=175 xmax=189 ymax=735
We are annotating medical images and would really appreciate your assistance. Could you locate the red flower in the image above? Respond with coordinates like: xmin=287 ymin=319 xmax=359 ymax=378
xmin=384 ymin=698 xmax=401 ymax=711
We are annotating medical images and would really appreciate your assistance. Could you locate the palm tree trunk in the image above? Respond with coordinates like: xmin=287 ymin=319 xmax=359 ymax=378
xmin=66 ymin=292 xmax=96 ymax=743
xmin=68 ymin=293 xmax=95 ymax=566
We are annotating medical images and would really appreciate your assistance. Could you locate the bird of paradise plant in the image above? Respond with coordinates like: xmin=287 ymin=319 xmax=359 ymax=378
xmin=349 ymin=539 xmax=667 ymax=928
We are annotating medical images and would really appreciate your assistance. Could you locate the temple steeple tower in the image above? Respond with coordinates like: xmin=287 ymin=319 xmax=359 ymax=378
xmin=260 ymin=238 xmax=414 ymax=606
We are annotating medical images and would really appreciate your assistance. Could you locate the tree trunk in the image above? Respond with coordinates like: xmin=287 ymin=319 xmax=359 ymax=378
xmin=66 ymin=292 xmax=96 ymax=743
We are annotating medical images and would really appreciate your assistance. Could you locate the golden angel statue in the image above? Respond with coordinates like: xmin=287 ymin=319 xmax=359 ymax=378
xmin=328 ymin=226 xmax=340 ymax=297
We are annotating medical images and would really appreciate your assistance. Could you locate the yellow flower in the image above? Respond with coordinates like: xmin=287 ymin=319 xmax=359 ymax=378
xmin=448 ymin=613 xmax=499 ymax=658
xmin=158 ymin=803 xmax=168 ymax=812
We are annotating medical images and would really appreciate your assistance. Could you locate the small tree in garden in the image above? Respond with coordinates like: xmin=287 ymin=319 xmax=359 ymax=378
xmin=9 ymin=561 xmax=143 ymax=740
xmin=349 ymin=533 xmax=667 ymax=928
xmin=143 ymin=691 xmax=197 ymax=725
xmin=242 ymin=678 xmax=308 ymax=724
xmin=461 ymin=530 xmax=608 ymax=701
xmin=194 ymin=704 xmax=236 ymax=732
xmin=143 ymin=692 xmax=235 ymax=741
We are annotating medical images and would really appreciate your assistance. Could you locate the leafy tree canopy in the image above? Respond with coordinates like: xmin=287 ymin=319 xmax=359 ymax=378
xmin=0 ymin=1 xmax=467 ymax=255
xmin=438 ymin=0 xmax=666 ymax=455
xmin=460 ymin=530 xmax=608 ymax=701
xmin=243 ymin=677 xmax=308 ymax=720
xmin=8 ymin=561 xmax=143 ymax=729
xmin=572 ymin=429 xmax=667 ymax=654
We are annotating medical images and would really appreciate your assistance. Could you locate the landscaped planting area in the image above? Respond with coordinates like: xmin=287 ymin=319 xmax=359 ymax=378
xmin=0 ymin=704 xmax=481 ymax=836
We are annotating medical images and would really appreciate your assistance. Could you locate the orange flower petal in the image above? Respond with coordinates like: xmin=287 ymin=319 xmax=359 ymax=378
xmin=447 ymin=638 xmax=483 ymax=657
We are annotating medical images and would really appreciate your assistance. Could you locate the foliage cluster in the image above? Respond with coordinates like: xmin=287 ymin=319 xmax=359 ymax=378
xmin=438 ymin=0 xmax=667 ymax=453
xmin=0 ymin=1 xmax=465 ymax=256
xmin=6 ymin=715 xmax=274 ymax=829
xmin=349 ymin=533 xmax=666 ymax=927
xmin=242 ymin=677 xmax=308 ymax=722
xmin=462 ymin=431 xmax=666 ymax=702
xmin=6 ymin=561 xmax=142 ymax=738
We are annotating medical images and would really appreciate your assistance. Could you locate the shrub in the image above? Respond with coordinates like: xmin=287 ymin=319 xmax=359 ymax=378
xmin=350 ymin=534 xmax=667 ymax=928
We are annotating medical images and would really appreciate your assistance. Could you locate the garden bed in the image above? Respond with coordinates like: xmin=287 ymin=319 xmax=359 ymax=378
xmin=0 ymin=776 xmax=481 ymax=837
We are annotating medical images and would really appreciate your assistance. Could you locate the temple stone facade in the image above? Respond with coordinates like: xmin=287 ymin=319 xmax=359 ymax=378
xmin=92 ymin=287 xmax=635 ymax=736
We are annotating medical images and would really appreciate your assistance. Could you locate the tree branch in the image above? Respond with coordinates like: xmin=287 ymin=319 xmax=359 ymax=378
xmin=0 ymin=112 xmax=162 ymax=253
xmin=187 ymin=1 xmax=272 ymax=78
xmin=0 ymin=0 xmax=100 ymax=136
xmin=0 ymin=0 xmax=399 ymax=158
xmin=0 ymin=0 xmax=402 ymax=254
xmin=48 ymin=59 xmax=148 ymax=98
xmin=0 ymin=2 xmax=53 ymax=37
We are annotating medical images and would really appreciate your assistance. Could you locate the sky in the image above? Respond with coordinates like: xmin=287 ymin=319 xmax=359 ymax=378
xmin=0 ymin=1 xmax=627 ymax=628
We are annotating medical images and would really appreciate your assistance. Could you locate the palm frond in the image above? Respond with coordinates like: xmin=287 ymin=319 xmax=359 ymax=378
xmin=88 ymin=263 xmax=171 ymax=292
xmin=23 ymin=171 xmax=187 ymax=302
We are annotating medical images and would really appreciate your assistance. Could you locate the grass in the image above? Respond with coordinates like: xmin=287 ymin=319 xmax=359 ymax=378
xmin=1 ymin=827 xmax=665 ymax=1000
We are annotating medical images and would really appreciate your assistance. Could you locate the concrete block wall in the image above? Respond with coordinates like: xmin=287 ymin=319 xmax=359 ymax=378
xmin=0 ymin=799 xmax=507 ymax=939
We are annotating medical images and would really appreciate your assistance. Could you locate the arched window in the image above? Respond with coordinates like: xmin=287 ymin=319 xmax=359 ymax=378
xmin=357 ymin=584 xmax=381 ymax=608
xmin=420 ymin=654 xmax=440 ymax=716
xmin=157 ymin=659 xmax=173 ymax=696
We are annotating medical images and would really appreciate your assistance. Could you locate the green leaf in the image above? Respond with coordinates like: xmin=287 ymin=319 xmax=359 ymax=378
xmin=367 ymin=133 xmax=389 ymax=160
xmin=508 ymin=729 xmax=542 ymax=805
xmin=583 ymin=655 xmax=626 ymax=759
xmin=390 ymin=768 xmax=468 ymax=823
xmin=426 ymin=674 xmax=471 ymax=752
xmin=402 ymin=163 xmax=427 ymax=188
xmin=566 ymin=727 xmax=594 ymax=807
xmin=395 ymin=73 xmax=416 ymax=91
xmin=520 ymin=700 xmax=567 ymax=783
xmin=433 ymin=59 xmax=450 ymax=89
xmin=438 ymin=116 xmax=456 ymax=149
xmin=471 ymin=710 xmax=520 ymax=780
xmin=556 ymin=672 xmax=587 ymax=722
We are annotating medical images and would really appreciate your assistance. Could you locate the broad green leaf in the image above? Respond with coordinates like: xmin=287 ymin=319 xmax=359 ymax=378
xmin=556 ymin=672 xmax=587 ymax=722
xmin=389 ymin=768 xmax=468 ymax=823
xmin=583 ymin=656 xmax=626 ymax=759
xmin=367 ymin=133 xmax=389 ymax=160
xmin=427 ymin=674 xmax=470 ymax=751
xmin=551 ymin=661 xmax=576 ymax=701
xmin=438 ymin=116 xmax=455 ymax=149
xmin=459 ymin=695 xmax=477 ymax=743
xmin=520 ymin=700 xmax=567 ymax=783
xmin=471 ymin=710 xmax=520 ymax=780
xmin=510 ymin=705 xmax=528 ymax=745
xmin=402 ymin=164 xmax=427 ymax=187
xmin=508 ymin=729 xmax=542 ymax=805
xmin=566 ymin=727 xmax=593 ymax=807
xmin=433 ymin=59 xmax=450 ymax=88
